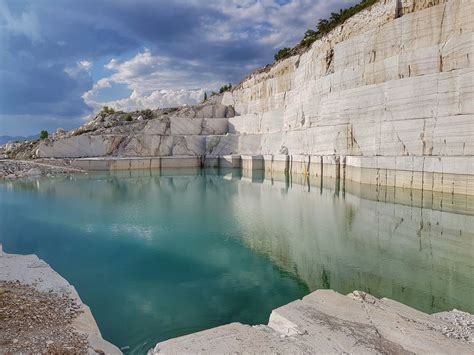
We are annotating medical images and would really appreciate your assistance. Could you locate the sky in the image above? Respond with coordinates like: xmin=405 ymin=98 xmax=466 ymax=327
xmin=0 ymin=0 xmax=357 ymax=136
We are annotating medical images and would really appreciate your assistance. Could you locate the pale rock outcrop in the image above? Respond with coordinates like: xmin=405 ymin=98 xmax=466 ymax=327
xmin=152 ymin=289 xmax=474 ymax=354
xmin=212 ymin=0 xmax=473 ymax=193
xmin=34 ymin=103 xmax=232 ymax=159
xmin=4 ymin=0 xmax=472 ymax=195
xmin=221 ymin=0 xmax=472 ymax=157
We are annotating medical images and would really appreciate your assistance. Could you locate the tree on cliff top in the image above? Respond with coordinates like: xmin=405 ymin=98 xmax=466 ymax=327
xmin=274 ymin=0 xmax=379 ymax=59
xmin=219 ymin=84 xmax=232 ymax=94
xmin=40 ymin=130 xmax=48 ymax=140
xmin=274 ymin=47 xmax=291 ymax=61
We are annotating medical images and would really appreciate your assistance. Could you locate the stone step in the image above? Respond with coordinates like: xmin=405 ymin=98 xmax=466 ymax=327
xmin=268 ymin=289 xmax=473 ymax=354
xmin=69 ymin=156 xmax=202 ymax=171
xmin=146 ymin=117 xmax=228 ymax=136
xmin=152 ymin=322 xmax=309 ymax=354
xmin=151 ymin=290 xmax=474 ymax=354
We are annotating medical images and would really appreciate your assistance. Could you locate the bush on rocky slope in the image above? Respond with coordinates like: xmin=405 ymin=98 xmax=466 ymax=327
xmin=274 ymin=47 xmax=291 ymax=61
xmin=219 ymin=84 xmax=232 ymax=94
xmin=274 ymin=0 xmax=379 ymax=61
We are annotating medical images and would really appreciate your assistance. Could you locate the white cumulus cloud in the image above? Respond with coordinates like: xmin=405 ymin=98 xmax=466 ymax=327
xmin=99 ymin=88 xmax=205 ymax=112
xmin=82 ymin=49 xmax=218 ymax=111
xmin=81 ymin=0 xmax=356 ymax=113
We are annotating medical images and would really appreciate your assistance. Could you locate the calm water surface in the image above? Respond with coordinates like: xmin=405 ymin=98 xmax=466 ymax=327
xmin=1 ymin=169 xmax=473 ymax=354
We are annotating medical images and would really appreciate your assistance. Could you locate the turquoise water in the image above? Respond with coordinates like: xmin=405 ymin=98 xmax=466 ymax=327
xmin=1 ymin=169 xmax=473 ymax=353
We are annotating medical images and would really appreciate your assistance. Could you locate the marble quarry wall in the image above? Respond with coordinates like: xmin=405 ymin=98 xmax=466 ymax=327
xmin=37 ymin=114 xmax=230 ymax=158
xmin=34 ymin=0 xmax=473 ymax=194
xmin=211 ymin=0 xmax=473 ymax=194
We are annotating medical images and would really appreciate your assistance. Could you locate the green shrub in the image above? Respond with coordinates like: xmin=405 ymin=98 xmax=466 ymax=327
xmin=274 ymin=47 xmax=291 ymax=61
xmin=219 ymin=84 xmax=232 ymax=94
xmin=124 ymin=114 xmax=133 ymax=122
xmin=141 ymin=109 xmax=154 ymax=120
xmin=202 ymin=92 xmax=208 ymax=103
xmin=40 ymin=130 xmax=49 ymax=140
xmin=274 ymin=0 xmax=379 ymax=61
xmin=101 ymin=106 xmax=115 ymax=115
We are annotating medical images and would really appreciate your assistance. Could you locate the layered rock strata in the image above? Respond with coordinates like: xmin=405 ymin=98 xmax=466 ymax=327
xmin=36 ymin=108 xmax=231 ymax=159
xmin=208 ymin=0 xmax=473 ymax=194
xmin=4 ymin=0 xmax=472 ymax=195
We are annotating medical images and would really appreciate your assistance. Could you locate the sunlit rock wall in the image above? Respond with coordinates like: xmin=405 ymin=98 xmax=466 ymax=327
xmin=37 ymin=116 xmax=229 ymax=158
xmin=217 ymin=0 xmax=473 ymax=189
xmin=34 ymin=0 xmax=473 ymax=194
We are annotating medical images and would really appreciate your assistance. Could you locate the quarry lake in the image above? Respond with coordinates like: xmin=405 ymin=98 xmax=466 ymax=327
xmin=1 ymin=169 xmax=473 ymax=354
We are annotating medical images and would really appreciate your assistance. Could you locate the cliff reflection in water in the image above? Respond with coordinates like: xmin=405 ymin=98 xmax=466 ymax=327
xmin=235 ymin=169 xmax=474 ymax=314
xmin=3 ymin=168 xmax=473 ymax=316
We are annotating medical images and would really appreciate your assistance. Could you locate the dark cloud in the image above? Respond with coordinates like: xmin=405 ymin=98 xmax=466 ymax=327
xmin=0 ymin=59 xmax=92 ymax=116
xmin=0 ymin=0 xmax=358 ymax=135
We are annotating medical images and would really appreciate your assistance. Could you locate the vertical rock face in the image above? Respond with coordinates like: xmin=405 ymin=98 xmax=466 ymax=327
xmin=224 ymin=0 xmax=472 ymax=159
xmin=35 ymin=104 xmax=232 ymax=159
xmin=26 ymin=0 xmax=473 ymax=193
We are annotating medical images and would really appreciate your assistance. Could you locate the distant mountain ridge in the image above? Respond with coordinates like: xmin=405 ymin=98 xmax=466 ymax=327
xmin=0 ymin=135 xmax=39 ymax=145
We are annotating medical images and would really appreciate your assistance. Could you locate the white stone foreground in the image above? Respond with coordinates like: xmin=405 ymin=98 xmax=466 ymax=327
xmin=0 ymin=246 xmax=121 ymax=354
xmin=151 ymin=290 xmax=474 ymax=354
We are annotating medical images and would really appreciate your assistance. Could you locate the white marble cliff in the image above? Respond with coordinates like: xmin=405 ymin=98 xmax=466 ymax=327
xmin=212 ymin=0 xmax=473 ymax=194
xmin=3 ymin=0 xmax=472 ymax=195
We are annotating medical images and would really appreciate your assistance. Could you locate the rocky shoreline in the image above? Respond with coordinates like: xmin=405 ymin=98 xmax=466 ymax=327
xmin=152 ymin=290 xmax=474 ymax=354
xmin=1 ymin=245 xmax=472 ymax=354
xmin=0 ymin=281 xmax=90 ymax=354
xmin=0 ymin=159 xmax=85 ymax=180
xmin=0 ymin=246 xmax=121 ymax=354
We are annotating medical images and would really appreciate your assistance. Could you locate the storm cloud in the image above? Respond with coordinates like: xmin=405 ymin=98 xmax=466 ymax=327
xmin=0 ymin=0 xmax=357 ymax=135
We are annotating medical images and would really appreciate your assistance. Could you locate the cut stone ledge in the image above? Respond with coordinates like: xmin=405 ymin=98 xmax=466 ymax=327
xmin=241 ymin=155 xmax=264 ymax=171
xmin=160 ymin=156 xmax=202 ymax=169
xmin=203 ymin=154 xmax=242 ymax=168
xmin=69 ymin=156 xmax=204 ymax=171
xmin=151 ymin=289 xmax=474 ymax=354
xmin=60 ymin=154 xmax=474 ymax=196
xmin=263 ymin=154 xmax=289 ymax=173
